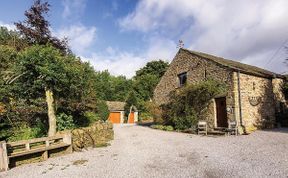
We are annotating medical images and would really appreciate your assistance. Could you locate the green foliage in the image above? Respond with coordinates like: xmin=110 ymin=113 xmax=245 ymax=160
xmin=84 ymin=111 xmax=100 ymax=124
xmin=135 ymin=60 xmax=169 ymax=79
xmin=164 ymin=125 xmax=174 ymax=131
xmin=124 ymin=90 xmax=138 ymax=116
xmin=16 ymin=45 xmax=69 ymax=98
xmin=145 ymin=101 xmax=163 ymax=123
xmin=150 ymin=124 xmax=174 ymax=131
xmin=171 ymin=113 xmax=197 ymax=130
xmin=162 ymin=79 xmax=227 ymax=130
xmin=0 ymin=2 xmax=171 ymax=141
xmin=56 ymin=113 xmax=75 ymax=131
xmin=93 ymin=70 xmax=132 ymax=101
xmin=0 ymin=27 xmax=28 ymax=50
xmin=131 ymin=60 xmax=169 ymax=112
xmin=95 ymin=100 xmax=109 ymax=121
xmin=151 ymin=124 xmax=164 ymax=130
xmin=8 ymin=124 xmax=45 ymax=142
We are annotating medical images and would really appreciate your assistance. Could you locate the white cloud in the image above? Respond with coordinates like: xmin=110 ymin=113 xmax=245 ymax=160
xmin=81 ymin=49 xmax=148 ymax=78
xmin=146 ymin=37 xmax=177 ymax=61
xmin=119 ymin=0 xmax=288 ymax=74
xmin=55 ymin=24 xmax=97 ymax=55
xmin=0 ymin=21 xmax=16 ymax=31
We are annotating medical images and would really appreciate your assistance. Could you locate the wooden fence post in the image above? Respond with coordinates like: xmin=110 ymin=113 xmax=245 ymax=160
xmin=0 ymin=141 xmax=9 ymax=171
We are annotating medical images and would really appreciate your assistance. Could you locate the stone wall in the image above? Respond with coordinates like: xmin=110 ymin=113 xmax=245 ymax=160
xmin=153 ymin=49 xmax=235 ymax=126
xmin=234 ymin=72 xmax=276 ymax=133
xmin=71 ymin=121 xmax=114 ymax=151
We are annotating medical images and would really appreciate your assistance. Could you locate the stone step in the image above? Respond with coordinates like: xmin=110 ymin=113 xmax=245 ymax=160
xmin=208 ymin=130 xmax=226 ymax=135
xmin=213 ymin=127 xmax=227 ymax=132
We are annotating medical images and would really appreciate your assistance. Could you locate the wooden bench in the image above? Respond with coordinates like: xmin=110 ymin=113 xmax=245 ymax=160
xmin=0 ymin=133 xmax=72 ymax=171
xmin=197 ymin=121 xmax=208 ymax=135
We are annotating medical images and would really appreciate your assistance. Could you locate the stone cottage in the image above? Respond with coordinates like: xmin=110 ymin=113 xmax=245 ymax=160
xmin=154 ymin=48 xmax=286 ymax=133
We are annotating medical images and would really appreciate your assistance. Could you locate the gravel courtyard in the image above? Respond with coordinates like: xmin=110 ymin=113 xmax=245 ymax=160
xmin=1 ymin=125 xmax=288 ymax=178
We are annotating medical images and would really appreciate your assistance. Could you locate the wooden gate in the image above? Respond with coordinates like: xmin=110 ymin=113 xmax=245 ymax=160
xmin=128 ymin=112 xmax=134 ymax=123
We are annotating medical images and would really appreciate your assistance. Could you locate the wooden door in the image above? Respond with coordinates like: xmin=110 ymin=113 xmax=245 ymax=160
xmin=128 ymin=112 xmax=134 ymax=123
xmin=215 ymin=97 xmax=228 ymax=127
xmin=108 ymin=112 xmax=121 ymax=123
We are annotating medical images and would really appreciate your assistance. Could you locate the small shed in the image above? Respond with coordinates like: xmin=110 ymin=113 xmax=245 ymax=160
xmin=106 ymin=101 xmax=125 ymax=124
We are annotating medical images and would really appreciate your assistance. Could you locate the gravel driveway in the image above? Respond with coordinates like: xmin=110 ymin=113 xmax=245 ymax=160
xmin=1 ymin=125 xmax=288 ymax=178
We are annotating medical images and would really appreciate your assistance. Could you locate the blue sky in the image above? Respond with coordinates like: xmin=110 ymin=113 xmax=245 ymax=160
xmin=0 ymin=0 xmax=288 ymax=77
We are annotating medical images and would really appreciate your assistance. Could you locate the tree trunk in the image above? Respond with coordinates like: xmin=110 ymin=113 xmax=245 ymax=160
xmin=45 ymin=88 xmax=56 ymax=137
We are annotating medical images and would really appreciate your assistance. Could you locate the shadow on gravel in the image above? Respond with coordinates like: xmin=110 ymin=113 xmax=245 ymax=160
xmin=136 ymin=122 xmax=154 ymax=127
xmin=261 ymin=127 xmax=288 ymax=134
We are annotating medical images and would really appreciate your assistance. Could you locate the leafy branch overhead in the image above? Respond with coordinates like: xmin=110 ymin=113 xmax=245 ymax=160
xmin=14 ymin=0 xmax=69 ymax=53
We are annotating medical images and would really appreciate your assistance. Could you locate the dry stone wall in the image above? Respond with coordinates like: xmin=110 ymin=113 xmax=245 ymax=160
xmin=71 ymin=121 xmax=114 ymax=151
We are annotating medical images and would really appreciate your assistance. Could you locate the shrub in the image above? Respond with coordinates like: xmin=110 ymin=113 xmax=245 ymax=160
xmin=151 ymin=124 xmax=164 ymax=130
xmin=56 ymin=113 xmax=75 ymax=131
xmin=8 ymin=124 xmax=43 ymax=141
xmin=84 ymin=111 xmax=100 ymax=124
xmin=145 ymin=101 xmax=163 ymax=124
xmin=151 ymin=124 xmax=174 ymax=131
xmin=139 ymin=112 xmax=153 ymax=121
xmin=162 ymin=79 xmax=226 ymax=130
xmin=96 ymin=100 xmax=109 ymax=121
xmin=172 ymin=113 xmax=197 ymax=130
xmin=164 ymin=125 xmax=174 ymax=131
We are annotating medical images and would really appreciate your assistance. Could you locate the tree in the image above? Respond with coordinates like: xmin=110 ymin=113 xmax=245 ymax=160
xmin=131 ymin=60 xmax=169 ymax=111
xmin=15 ymin=45 xmax=71 ymax=136
xmin=135 ymin=60 xmax=169 ymax=79
xmin=14 ymin=0 xmax=69 ymax=53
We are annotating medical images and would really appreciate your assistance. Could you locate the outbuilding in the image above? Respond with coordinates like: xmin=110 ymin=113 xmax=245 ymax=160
xmin=106 ymin=101 xmax=138 ymax=124
xmin=106 ymin=101 xmax=125 ymax=124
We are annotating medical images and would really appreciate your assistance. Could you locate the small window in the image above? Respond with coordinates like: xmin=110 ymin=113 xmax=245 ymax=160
xmin=178 ymin=72 xmax=187 ymax=87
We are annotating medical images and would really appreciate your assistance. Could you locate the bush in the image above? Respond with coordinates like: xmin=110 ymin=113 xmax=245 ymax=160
xmin=172 ymin=113 xmax=197 ymax=130
xmin=145 ymin=101 xmax=163 ymax=124
xmin=56 ymin=113 xmax=75 ymax=131
xmin=8 ymin=124 xmax=43 ymax=141
xmin=150 ymin=124 xmax=174 ymax=131
xmin=84 ymin=111 xmax=100 ymax=124
xmin=139 ymin=112 xmax=152 ymax=121
xmin=162 ymin=79 xmax=226 ymax=130
xmin=150 ymin=124 xmax=164 ymax=130
xmin=164 ymin=125 xmax=174 ymax=131
xmin=96 ymin=100 xmax=109 ymax=121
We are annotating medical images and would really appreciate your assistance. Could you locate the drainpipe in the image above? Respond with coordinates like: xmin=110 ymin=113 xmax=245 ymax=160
xmin=237 ymin=71 xmax=246 ymax=134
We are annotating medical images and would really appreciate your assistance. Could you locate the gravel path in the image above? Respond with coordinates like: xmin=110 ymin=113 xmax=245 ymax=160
xmin=1 ymin=125 xmax=288 ymax=178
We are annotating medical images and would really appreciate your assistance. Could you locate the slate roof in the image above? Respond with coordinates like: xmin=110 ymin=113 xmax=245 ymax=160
xmin=181 ymin=48 xmax=284 ymax=79
xmin=106 ymin=101 xmax=126 ymax=111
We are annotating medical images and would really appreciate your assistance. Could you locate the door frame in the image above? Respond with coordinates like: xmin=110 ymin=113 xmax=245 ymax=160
xmin=214 ymin=97 xmax=228 ymax=128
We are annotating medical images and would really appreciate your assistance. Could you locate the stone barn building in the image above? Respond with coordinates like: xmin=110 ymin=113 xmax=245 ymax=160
xmin=154 ymin=48 xmax=286 ymax=133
